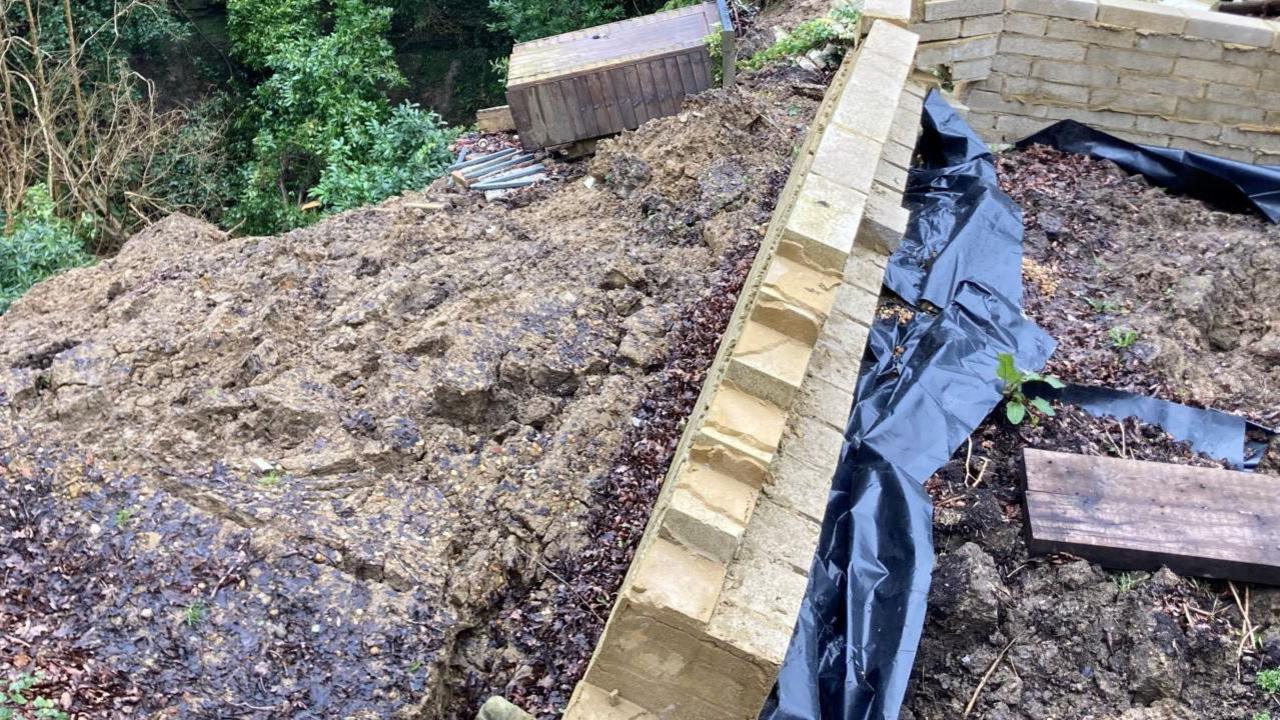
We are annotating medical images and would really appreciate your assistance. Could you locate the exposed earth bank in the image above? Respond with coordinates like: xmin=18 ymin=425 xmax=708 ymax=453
xmin=0 ymin=66 xmax=824 ymax=717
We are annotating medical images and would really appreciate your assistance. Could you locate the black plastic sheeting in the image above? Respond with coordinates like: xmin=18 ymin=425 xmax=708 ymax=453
xmin=1017 ymin=120 xmax=1280 ymax=223
xmin=762 ymin=92 xmax=1278 ymax=720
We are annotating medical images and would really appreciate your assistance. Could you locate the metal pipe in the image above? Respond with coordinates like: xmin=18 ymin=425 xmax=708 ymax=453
xmin=462 ymin=153 xmax=536 ymax=180
xmin=476 ymin=164 xmax=545 ymax=184
xmin=448 ymin=147 xmax=517 ymax=171
xmin=472 ymin=173 xmax=547 ymax=191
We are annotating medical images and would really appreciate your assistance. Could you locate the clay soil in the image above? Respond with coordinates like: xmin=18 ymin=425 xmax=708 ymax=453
xmin=901 ymin=146 xmax=1280 ymax=720
xmin=0 ymin=65 xmax=828 ymax=718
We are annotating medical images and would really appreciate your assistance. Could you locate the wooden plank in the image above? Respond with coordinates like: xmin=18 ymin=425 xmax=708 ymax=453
xmin=622 ymin=64 xmax=647 ymax=129
xmin=584 ymin=72 xmax=617 ymax=135
xmin=636 ymin=60 xmax=661 ymax=123
xmin=690 ymin=48 xmax=712 ymax=90
xmin=607 ymin=67 xmax=638 ymax=129
xmin=567 ymin=76 xmax=600 ymax=138
xmin=543 ymin=81 xmax=577 ymax=146
xmin=675 ymin=52 xmax=698 ymax=96
xmin=1022 ymin=449 xmax=1280 ymax=585
xmin=475 ymin=105 xmax=516 ymax=133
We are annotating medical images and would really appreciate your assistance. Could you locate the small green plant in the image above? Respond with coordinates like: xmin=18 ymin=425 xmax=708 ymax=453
xmin=1259 ymin=668 xmax=1280 ymax=694
xmin=407 ymin=659 xmax=424 ymax=673
xmin=996 ymin=352 xmax=1064 ymax=426
xmin=113 ymin=506 xmax=137 ymax=528
xmin=703 ymin=32 xmax=724 ymax=83
xmin=1108 ymin=326 xmax=1139 ymax=349
xmin=1086 ymin=296 xmax=1123 ymax=314
xmin=1253 ymin=711 xmax=1272 ymax=720
xmin=738 ymin=2 xmax=861 ymax=72
xmin=660 ymin=0 xmax=700 ymax=9
xmin=258 ymin=470 xmax=282 ymax=488
xmin=0 ymin=673 xmax=69 ymax=720
xmin=184 ymin=601 xmax=206 ymax=627
xmin=1115 ymin=571 xmax=1143 ymax=593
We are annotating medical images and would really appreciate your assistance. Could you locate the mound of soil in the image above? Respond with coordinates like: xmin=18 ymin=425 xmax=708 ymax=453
xmin=0 ymin=72 xmax=824 ymax=717
xmin=900 ymin=147 xmax=1280 ymax=720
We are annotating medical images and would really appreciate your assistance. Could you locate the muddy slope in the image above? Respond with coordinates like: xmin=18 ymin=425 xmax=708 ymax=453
xmin=0 ymin=77 xmax=817 ymax=717
xmin=901 ymin=148 xmax=1279 ymax=720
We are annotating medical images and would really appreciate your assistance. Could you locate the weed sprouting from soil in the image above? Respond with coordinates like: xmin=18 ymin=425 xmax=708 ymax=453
xmin=1108 ymin=326 xmax=1138 ymax=349
xmin=995 ymin=352 xmax=1063 ymax=426
xmin=0 ymin=674 xmax=68 ymax=720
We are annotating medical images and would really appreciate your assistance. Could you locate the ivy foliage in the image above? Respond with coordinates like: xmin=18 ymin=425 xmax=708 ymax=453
xmin=225 ymin=0 xmax=460 ymax=234
xmin=0 ymin=186 xmax=94 ymax=314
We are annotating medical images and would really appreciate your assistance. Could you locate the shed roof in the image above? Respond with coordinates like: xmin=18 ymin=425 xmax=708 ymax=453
xmin=507 ymin=2 xmax=723 ymax=88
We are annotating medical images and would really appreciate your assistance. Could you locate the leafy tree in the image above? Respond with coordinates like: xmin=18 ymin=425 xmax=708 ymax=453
xmin=487 ymin=0 xmax=625 ymax=43
xmin=226 ymin=0 xmax=460 ymax=234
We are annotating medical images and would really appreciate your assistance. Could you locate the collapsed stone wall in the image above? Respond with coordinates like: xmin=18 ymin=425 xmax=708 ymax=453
xmin=562 ymin=17 xmax=924 ymax=720
xmin=910 ymin=0 xmax=1280 ymax=163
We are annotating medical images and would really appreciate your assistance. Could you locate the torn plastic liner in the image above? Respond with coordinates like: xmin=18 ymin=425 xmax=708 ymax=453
xmin=1017 ymin=120 xmax=1280 ymax=223
xmin=763 ymin=90 xmax=1053 ymax=720
xmin=763 ymin=92 xmax=1276 ymax=720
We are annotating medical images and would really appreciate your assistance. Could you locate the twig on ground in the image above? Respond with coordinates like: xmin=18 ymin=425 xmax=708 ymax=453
xmin=964 ymin=635 xmax=1020 ymax=717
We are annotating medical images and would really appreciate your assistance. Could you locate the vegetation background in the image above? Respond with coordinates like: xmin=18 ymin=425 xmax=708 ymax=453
xmin=0 ymin=0 xmax=679 ymax=307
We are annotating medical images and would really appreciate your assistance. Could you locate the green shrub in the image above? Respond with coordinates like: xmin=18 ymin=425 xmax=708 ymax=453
xmin=487 ymin=0 xmax=624 ymax=43
xmin=1259 ymin=668 xmax=1280 ymax=694
xmin=739 ymin=2 xmax=861 ymax=72
xmin=310 ymin=102 xmax=460 ymax=214
xmin=0 ymin=186 xmax=94 ymax=314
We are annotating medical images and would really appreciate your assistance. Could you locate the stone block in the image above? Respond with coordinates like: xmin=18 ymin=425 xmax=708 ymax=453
xmin=832 ymin=279 xmax=880 ymax=328
xmin=864 ymin=0 xmax=914 ymax=25
xmin=779 ymin=413 xmax=848 ymax=471
xmin=1176 ymin=97 xmax=1266 ymax=124
xmin=1096 ymin=0 xmax=1186 ymax=33
xmin=1005 ymin=76 xmax=1090 ymax=104
xmin=1044 ymin=104 xmax=1136 ymax=130
xmin=995 ymin=112 xmax=1051 ymax=138
xmin=1218 ymin=126 xmax=1280 ymax=153
xmin=584 ymin=596 xmax=772 ymax=719
xmin=563 ymin=682 xmax=656 ymax=720
xmin=1031 ymin=59 xmax=1118 ymax=86
xmin=916 ymin=34 xmax=999 ymax=67
xmin=810 ymin=125 xmax=883 ymax=194
xmin=961 ymin=13 xmax=1004 ymax=36
xmin=762 ymin=253 xmax=843 ymax=320
xmin=727 ymin=321 xmax=812 ymax=408
xmin=912 ymin=19 xmax=961 ymax=41
xmin=874 ymin=156 xmax=909 ymax=194
xmin=763 ymin=450 xmax=833 ymax=522
xmin=857 ymin=182 xmax=911 ymax=254
xmin=861 ymin=17 xmax=925 ymax=66
xmin=1184 ymin=8 xmax=1274 ymax=48
xmin=1005 ymin=13 xmax=1048 ymax=36
xmin=992 ymin=52 xmax=1033 ymax=75
xmin=967 ymin=88 xmax=1035 ymax=114
xmin=953 ymin=56 xmax=995 ymax=80
xmin=1043 ymin=17 xmax=1135 ymax=46
xmin=881 ymin=137 xmax=915 ymax=171
xmin=1133 ymin=115 xmax=1223 ymax=142
xmin=1008 ymin=0 xmax=1099 ymax=21
xmin=629 ymin=537 xmax=727 ymax=624
xmin=703 ymin=383 xmax=788 ymax=459
xmin=1170 ymin=137 xmax=1259 ymax=162
xmin=665 ymin=479 xmax=750 ymax=565
xmin=1000 ymin=33 xmax=1088 ymax=61
xmin=1085 ymin=44 xmax=1172 ymax=73
xmin=793 ymin=373 xmax=856 ymax=431
xmin=1118 ymin=72 xmax=1205 ymax=99
xmin=1205 ymin=82 xmax=1280 ymax=109
xmin=923 ymin=0 xmax=1002 ymax=21
xmin=783 ymin=173 xmax=867 ymax=273
xmin=1089 ymin=87 xmax=1177 ymax=114
xmin=1173 ymin=57 xmax=1260 ymax=86
xmin=1134 ymin=33 xmax=1223 ymax=60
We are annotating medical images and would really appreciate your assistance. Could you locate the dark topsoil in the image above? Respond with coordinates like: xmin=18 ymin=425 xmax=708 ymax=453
xmin=0 ymin=63 xmax=830 ymax=718
xmin=901 ymin=146 xmax=1280 ymax=720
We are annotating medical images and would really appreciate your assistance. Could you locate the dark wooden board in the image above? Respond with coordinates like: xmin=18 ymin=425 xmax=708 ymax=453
xmin=1022 ymin=448 xmax=1280 ymax=585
